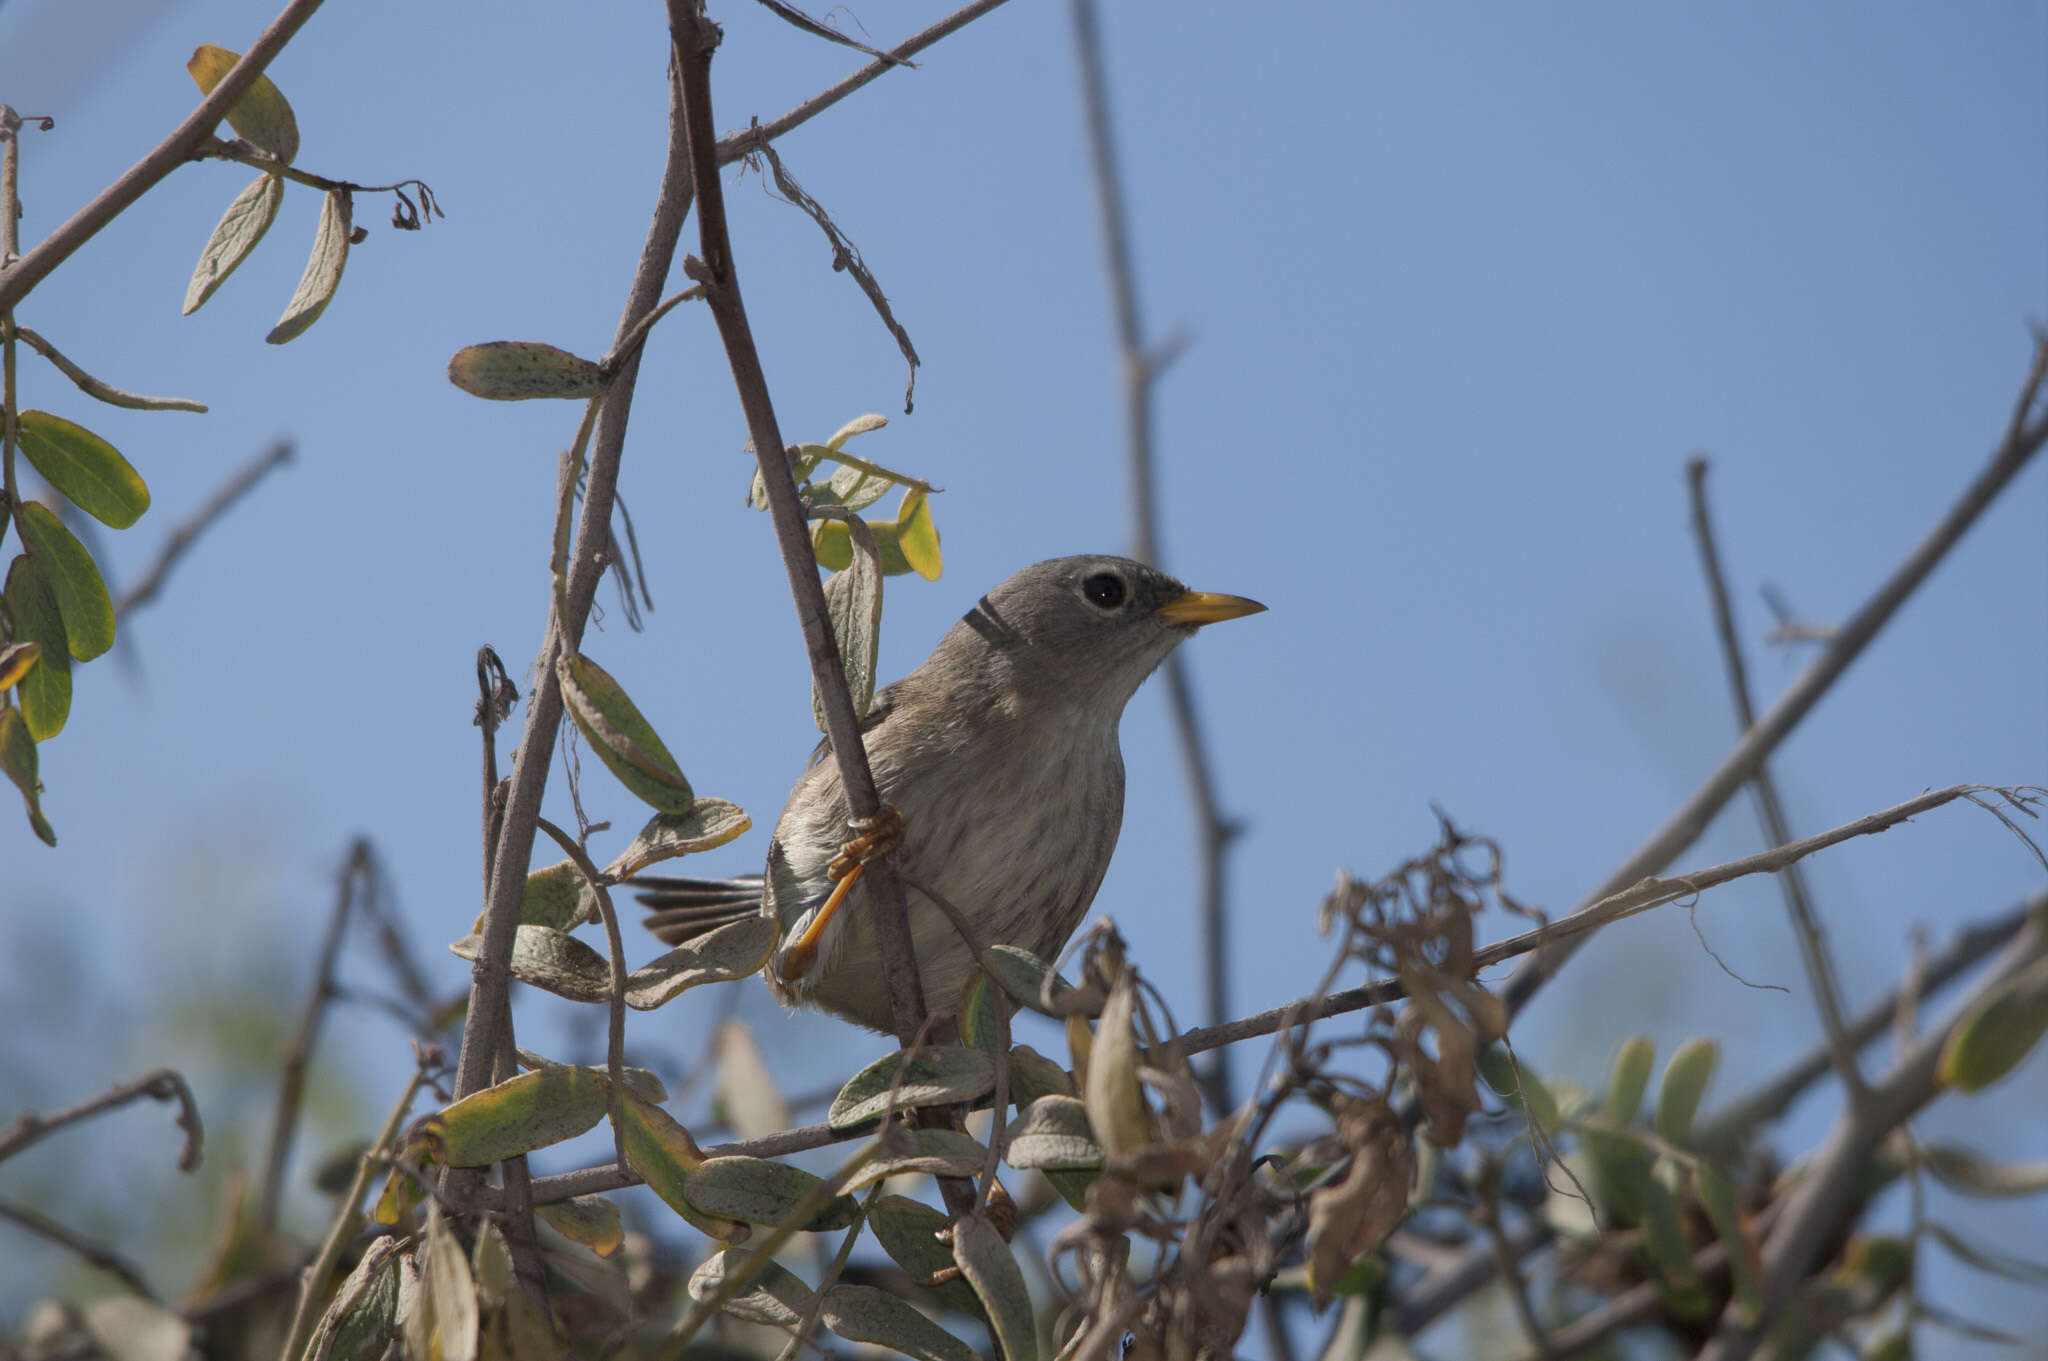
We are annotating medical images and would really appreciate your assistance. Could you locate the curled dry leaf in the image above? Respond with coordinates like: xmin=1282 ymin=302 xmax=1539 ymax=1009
xmin=1304 ymin=1096 xmax=1410 ymax=1308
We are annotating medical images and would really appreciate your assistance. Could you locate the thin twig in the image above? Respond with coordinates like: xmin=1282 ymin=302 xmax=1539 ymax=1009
xmin=1687 ymin=455 xmax=1867 ymax=1105
xmin=1696 ymin=895 xmax=2048 ymax=1360
xmin=713 ymin=0 xmax=1016 ymax=168
xmin=278 ymin=1059 xmax=431 ymax=1361
xmin=453 ymin=7 xmax=699 ymax=1106
xmin=476 ymin=646 xmax=516 ymax=891
xmin=672 ymin=0 xmax=929 ymax=1043
xmin=115 ymin=441 xmax=292 ymax=618
xmin=1180 ymin=785 xmax=2025 ymax=1055
xmin=1070 ymin=0 xmax=1243 ymax=1125
xmin=535 ymin=815 xmax=629 ymax=1176
xmin=1494 ymin=342 xmax=2048 ymax=1025
xmin=255 ymin=839 xmax=372 ymax=1237
xmin=0 ymin=0 xmax=332 ymax=311
xmin=0 ymin=1067 xmax=202 ymax=1172
xmin=0 ymin=1198 xmax=158 ymax=1300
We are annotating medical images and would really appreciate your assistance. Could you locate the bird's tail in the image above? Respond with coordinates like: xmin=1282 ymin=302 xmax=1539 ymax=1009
xmin=635 ymin=873 xmax=766 ymax=945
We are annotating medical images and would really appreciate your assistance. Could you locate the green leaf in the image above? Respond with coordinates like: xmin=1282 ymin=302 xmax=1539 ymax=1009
xmin=624 ymin=913 xmax=777 ymax=1010
xmin=959 ymin=976 xmax=1005 ymax=1055
xmin=1004 ymin=1045 xmax=1077 ymax=1107
xmin=896 ymin=488 xmax=942 ymax=580
xmin=1477 ymin=1047 xmax=1560 ymax=1133
xmin=1654 ymin=1038 xmax=1719 ymax=1146
xmin=16 ymin=503 xmax=113 ymax=661
xmin=536 ymin=1195 xmax=624 ymax=1258
xmin=604 ymin=799 xmax=751 ymax=880
xmin=186 ymin=44 xmax=301 ymax=161
xmin=619 ymin=1094 xmax=750 ymax=1242
xmin=1604 ymin=1035 xmax=1656 ymax=1124
xmin=981 ymin=945 xmax=1083 ymax=1017
xmin=1920 ymin=1142 xmax=2048 ymax=1197
xmin=825 ymin=413 xmax=888 ymax=450
xmin=447 ymin=341 xmax=604 ymax=401
xmin=1693 ymin=1165 xmax=1761 ymax=1320
xmin=514 ymin=1048 xmax=668 ymax=1104
xmin=870 ymin=1196 xmax=983 ymax=1315
xmin=510 ymin=860 xmax=594 ymax=931
xmin=433 ymin=1067 xmax=608 ymax=1167
xmin=1927 ymin=1218 xmax=2048 ymax=1286
xmin=557 ymin=651 xmax=694 ymax=813
xmin=1 ymin=705 xmax=56 ymax=845
xmin=449 ymin=924 xmax=613 ymax=1004
xmin=822 ymin=1284 xmax=979 ymax=1361
xmin=266 ymin=187 xmax=351 ymax=344
xmin=1003 ymin=1095 xmax=1102 ymax=1170
xmin=184 ymin=173 xmax=283 ymax=315
xmin=829 ymin=1047 xmax=996 ymax=1130
xmin=305 ymin=1236 xmax=400 ymax=1361
xmin=952 ymin=1212 xmax=1037 ymax=1361
xmin=686 ymin=1249 xmax=812 ymax=1327
xmin=684 ymin=1156 xmax=859 ymax=1231
xmin=3 ymin=555 xmax=70 ymax=736
xmin=814 ymin=546 xmax=882 ymax=731
xmin=1940 ymin=953 xmax=2048 ymax=1093
xmin=824 ymin=461 xmax=898 ymax=513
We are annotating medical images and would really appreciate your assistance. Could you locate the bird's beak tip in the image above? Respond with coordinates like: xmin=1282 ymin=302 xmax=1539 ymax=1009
xmin=1157 ymin=590 xmax=1267 ymax=626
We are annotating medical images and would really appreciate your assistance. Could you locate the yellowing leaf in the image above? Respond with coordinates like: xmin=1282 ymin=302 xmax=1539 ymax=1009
xmin=186 ymin=44 xmax=301 ymax=161
xmin=557 ymin=651 xmax=694 ymax=813
xmin=447 ymin=341 xmax=604 ymax=401
xmin=896 ymin=488 xmax=942 ymax=580
xmin=432 ymin=1066 xmax=609 ymax=1167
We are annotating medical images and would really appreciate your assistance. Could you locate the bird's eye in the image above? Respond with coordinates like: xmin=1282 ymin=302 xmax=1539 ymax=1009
xmin=1082 ymin=572 xmax=1127 ymax=610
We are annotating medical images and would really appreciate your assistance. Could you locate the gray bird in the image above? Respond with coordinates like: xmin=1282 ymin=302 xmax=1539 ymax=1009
xmin=636 ymin=554 xmax=1264 ymax=1032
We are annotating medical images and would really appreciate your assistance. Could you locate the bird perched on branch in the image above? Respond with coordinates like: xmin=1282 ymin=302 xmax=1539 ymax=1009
xmin=636 ymin=554 xmax=1264 ymax=1032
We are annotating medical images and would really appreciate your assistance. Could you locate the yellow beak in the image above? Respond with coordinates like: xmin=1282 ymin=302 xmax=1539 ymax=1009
xmin=1156 ymin=589 xmax=1267 ymax=626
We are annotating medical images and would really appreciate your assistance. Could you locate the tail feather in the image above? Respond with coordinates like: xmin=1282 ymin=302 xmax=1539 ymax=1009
xmin=635 ymin=873 xmax=766 ymax=945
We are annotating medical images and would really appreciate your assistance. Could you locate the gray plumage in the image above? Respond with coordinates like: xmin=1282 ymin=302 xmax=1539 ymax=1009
xmin=637 ymin=554 xmax=1262 ymax=1032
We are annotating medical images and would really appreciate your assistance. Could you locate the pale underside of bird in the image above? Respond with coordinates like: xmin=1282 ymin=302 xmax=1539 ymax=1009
xmin=636 ymin=554 xmax=1263 ymax=1033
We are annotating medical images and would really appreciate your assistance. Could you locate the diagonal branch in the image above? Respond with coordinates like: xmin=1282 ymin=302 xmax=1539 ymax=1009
xmin=672 ymin=0 xmax=928 ymax=1043
xmin=0 ymin=0 xmax=331 ymax=311
xmin=1687 ymin=454 xmax=1867 ymax=1105
xmin=116 ymin=441 xmax=292 ymax=619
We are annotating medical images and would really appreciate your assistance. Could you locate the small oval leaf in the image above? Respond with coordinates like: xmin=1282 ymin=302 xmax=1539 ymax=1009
xmin=450 ymin=924 xmax=614 ymax=1004
xmin=433 ymin=1067 xmax=609 ymax=1167
xmin=557 ymin=651 xmax=694 ymax=814
xmin=604 ymin=799 xmax=751 ymax=881
xmin=536 ymin=1195 xmax=624 ymax=1258
xmin=845 ymin=1128 xmax=988 ymax=1190
xmin=684 ymin=1156 xmax=859 ymax=1231
xmin=870 ymin=1196 xmax=984 ymax=1316
xmin=624 ymin=913 xmax=777 ymax=1009
xmin=982 ymin=946 xmax=1082 ymax=1018
xmin=620 ymin=1093 xmax=749 ymax=1242
xmin=1940 ymin=953 xmax=2048 ymax=1093
xmin=1 ymin=706 xmax=57 ymax=845
xmin=1604 ymin=1034 xmax=1656 ymax=1124
xmin=825 ymin=413 xmax=888 ymax=450
xmin=822 ymin=1284 xmax=978 ymax=1361
xmin=266 ymin=188 xmax=351 ymax=344
xmin=185 ymin=173 xmax=283 ymax=314
xmin=6 ymin=557 xmax=70 ymax=740
xmin=815 ymin=549 xmax=882 ymax=730
xmin=1921 ymin=1142 xmax=2048 ymax=1198
xmin=187 ymin=44 xmax=301 ymax=161
xmin=16 ymin=503 xmax=114 ymax=661
xmin=828 ymin=1047 xmax=996 ymax=1130
xmin=16 ymin=412 xmax=150 ymax=530
xmin=952 ymin=1212 xmax=1037 ymax=1361
xmin=1654 ymin=1038 xmax=1720 ymax=1146
xmin=1005 ymin=1045 xmax=1077 ymax=1108
xmin=447 ymin=341 xmax=604 ymax=401
xmin=895 ymin=488 xmax=942 ymax=580
xmin=1004 ymin=1095 xmax=1103 ymax=1171
xmin=687 ymin=1249 xmax=812 ymax=1327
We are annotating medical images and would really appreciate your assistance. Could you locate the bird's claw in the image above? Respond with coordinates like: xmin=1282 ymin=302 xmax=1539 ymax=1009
xmin=828 ymin=803 xmax=906 ymax=881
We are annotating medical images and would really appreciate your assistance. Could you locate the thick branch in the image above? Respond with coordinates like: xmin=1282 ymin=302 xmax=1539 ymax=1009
xmin=672 ymin=0 xmax=927 ymax=1043
xmin=0 ymin=0 xmax=330 ymax=311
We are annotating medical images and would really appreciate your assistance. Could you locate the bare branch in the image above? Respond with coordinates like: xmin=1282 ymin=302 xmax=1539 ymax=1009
xmin=0 ymin=1198 xmax=157 ymax=1300
xmin=0 ymin=1067 xmax=201 ymax=1173
xmin=672 ymin=0 xmax=929 ymax=1043
xmin=1071 ymin=0 xmax=1245 ymax=1122
xmin=255 ymin=839 xmax=372 ymax=1237
xmin=115 ymin=441 xmax=292 ymax=619
xmin=534 ymin=815 xmax=629 ymax=1176
xmin=1687 ymin=453 xmax=1866 ymax=1103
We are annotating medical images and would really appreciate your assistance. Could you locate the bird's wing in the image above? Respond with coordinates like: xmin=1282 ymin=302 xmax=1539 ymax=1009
xmin=801 ymin=683 xmax=905 ymax=771
xmin=636 ymin=872 xmax=765 ymax=945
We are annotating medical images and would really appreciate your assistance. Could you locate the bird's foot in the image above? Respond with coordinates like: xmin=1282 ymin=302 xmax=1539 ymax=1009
xmin=828 ymin=803 xmax=906 ymax=881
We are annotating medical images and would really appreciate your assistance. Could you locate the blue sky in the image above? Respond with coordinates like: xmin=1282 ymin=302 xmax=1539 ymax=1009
xmin=3 ymin=0 xmax=2045 ymax=1348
